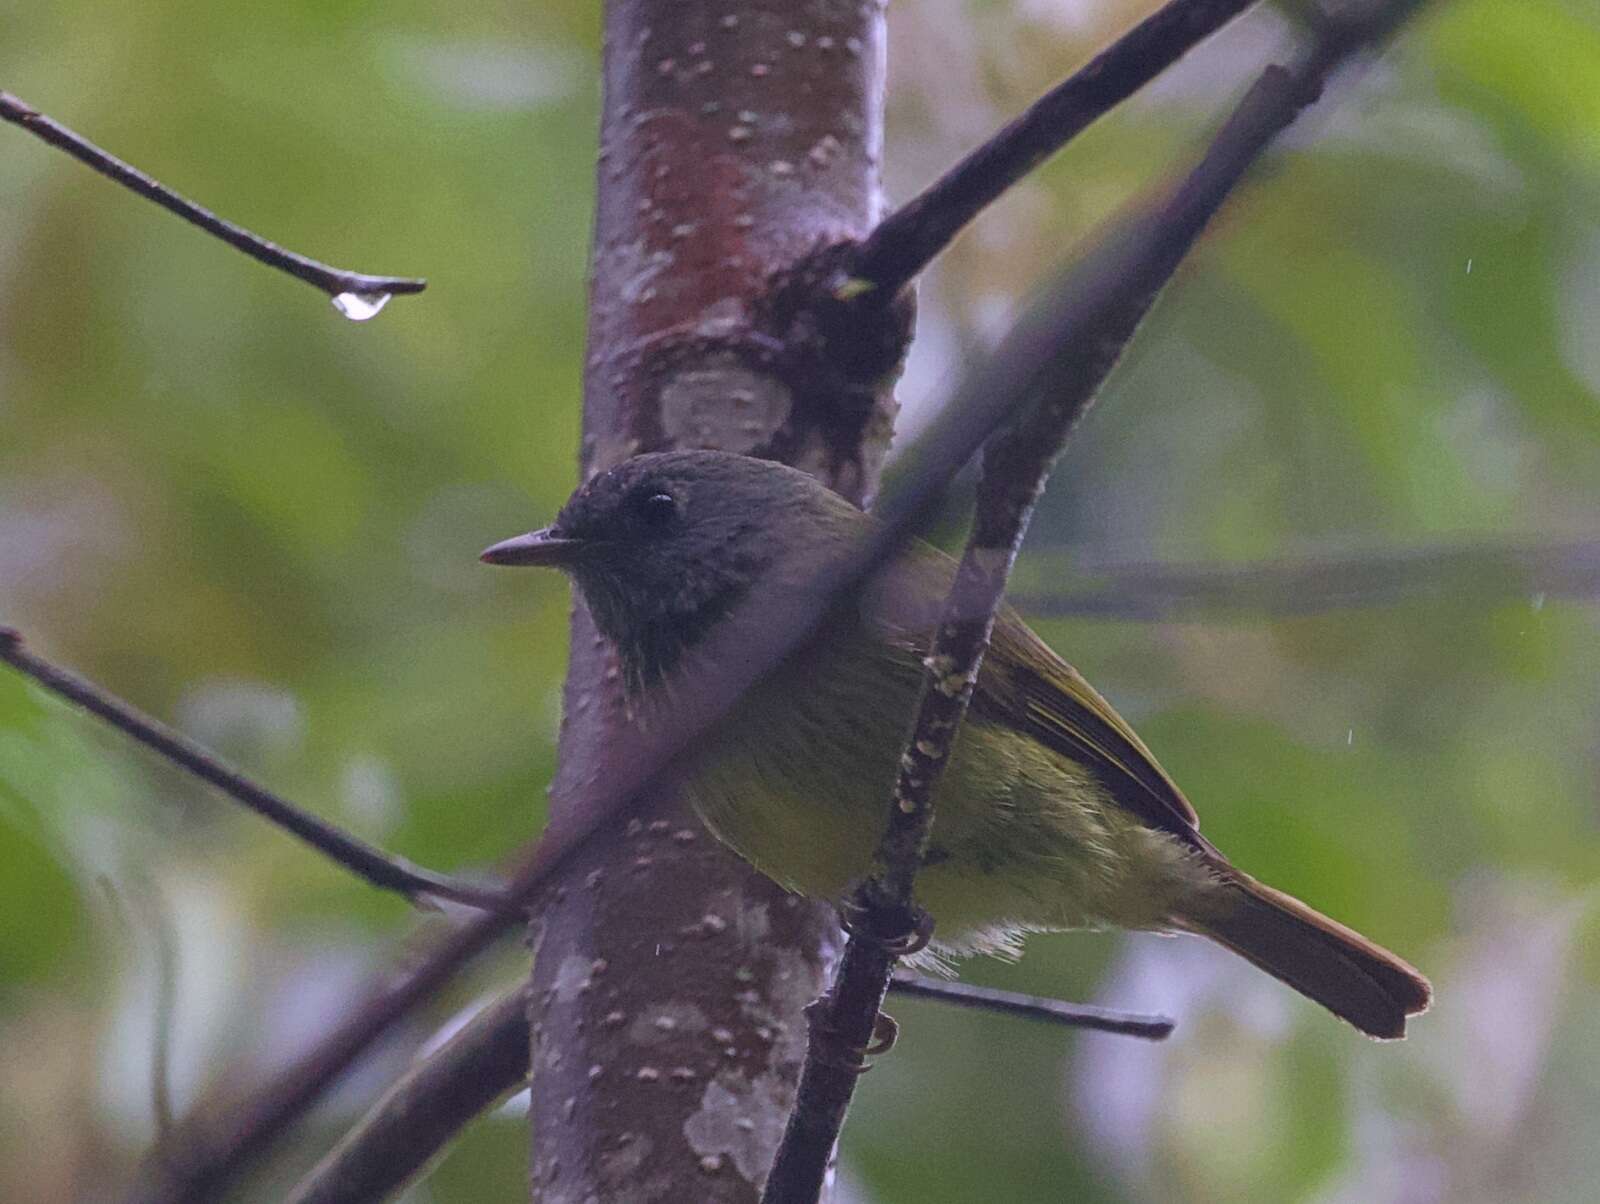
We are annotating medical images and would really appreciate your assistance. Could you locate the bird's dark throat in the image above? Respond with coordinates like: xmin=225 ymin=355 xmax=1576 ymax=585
xmin=572 ymin=547 xmax=768 ymax=696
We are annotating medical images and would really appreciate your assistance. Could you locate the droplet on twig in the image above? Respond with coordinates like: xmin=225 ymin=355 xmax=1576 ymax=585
xmin=331 ymin=290 xmax=393 ymax=321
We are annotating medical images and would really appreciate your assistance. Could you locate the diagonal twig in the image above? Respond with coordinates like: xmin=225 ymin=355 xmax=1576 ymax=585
xmin=763 ymin=5 xmax=1436 ymax=1201
xmin=0 ymin=628 xmax=507 ymax=911
xmin=845 ymin=0 xmax=1260 ymax=299
xmin=0 ymin=90 xmax=426 ymax=311
xmin=283 ymin=986 xmax=534 ymax=1204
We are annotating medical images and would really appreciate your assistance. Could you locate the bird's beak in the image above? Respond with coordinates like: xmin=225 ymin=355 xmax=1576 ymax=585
xmin=479 ymin=527 xmax=581 ymax=567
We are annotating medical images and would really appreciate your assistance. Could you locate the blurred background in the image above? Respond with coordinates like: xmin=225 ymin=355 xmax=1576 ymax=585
xmin=2 ymin=1 xmax=1597 ymax=1200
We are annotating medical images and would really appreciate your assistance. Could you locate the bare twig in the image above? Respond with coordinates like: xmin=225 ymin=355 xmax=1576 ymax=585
xmin=763 ymin=7 xmax=1433 ymax=1202
xmin=0 ymin=628 xmax=507 ymax=911
xmin=845 ymin=0 xmax=1259 ymax=298
xmin=1012 ymin=537 xmax=1600 ymax=621
xmin=0 ymin=90 xmax=425 ymax=310
xmin=889 ymin=972 xmax=1174 ymax=1038
xmin=284 ymin=987 xmax=533 ymax=1204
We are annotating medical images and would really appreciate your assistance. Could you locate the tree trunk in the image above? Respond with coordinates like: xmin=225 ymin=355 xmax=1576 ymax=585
xmin=527 ymin=2 xmax=907 ymax=1200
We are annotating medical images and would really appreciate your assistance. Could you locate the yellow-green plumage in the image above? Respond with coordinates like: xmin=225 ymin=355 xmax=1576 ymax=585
xmin=486 ymin=449 xmax=1432 ymax=1038
xmin=683 ymin=555 xmax=1210 ymax=964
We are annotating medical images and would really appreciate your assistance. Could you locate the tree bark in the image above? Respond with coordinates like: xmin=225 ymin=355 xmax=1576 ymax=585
xmin=528 ymin=2 xmax=906 ymax=1200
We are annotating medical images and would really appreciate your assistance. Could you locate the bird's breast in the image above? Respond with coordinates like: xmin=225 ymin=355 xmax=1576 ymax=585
xmin=669 ymin=613 xmax=1203 ymax=951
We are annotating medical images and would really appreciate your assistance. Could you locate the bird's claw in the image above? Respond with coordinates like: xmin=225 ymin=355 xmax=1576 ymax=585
xmin=838 ymin=897 xmax=935 ymax=957
xmin=803 ymin=999 xmax=901 ymax=1074
xmin=864 ymin=1011 xmax=900 ymax=1057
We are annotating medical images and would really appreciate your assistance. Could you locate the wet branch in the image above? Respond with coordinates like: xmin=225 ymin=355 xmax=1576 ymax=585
xmin=0 ymin=628 xmax=506 ymax=911
xmin=845 ymin=0 xmax=1259 ymax=298
xmin=763 ymin=6 xmax=1433 ymax=1202
xmin=0 ymin=90 xmax=426 ymax=309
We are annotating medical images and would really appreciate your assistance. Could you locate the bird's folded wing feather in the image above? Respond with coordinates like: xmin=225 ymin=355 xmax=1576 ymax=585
xmin=864 ymin=541 xmax=1210 ymax=853
xmin=975 ymin=613 xmax=1212 ymax=853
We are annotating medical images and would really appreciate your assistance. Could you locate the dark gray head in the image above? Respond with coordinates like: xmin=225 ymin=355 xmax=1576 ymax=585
xmin=483 ymin=451 xmax=836 ymax=690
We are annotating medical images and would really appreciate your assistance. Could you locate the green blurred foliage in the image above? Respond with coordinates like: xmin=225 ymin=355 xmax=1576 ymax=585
xmin=1 ymin=0 xmax=1598 ymax=1201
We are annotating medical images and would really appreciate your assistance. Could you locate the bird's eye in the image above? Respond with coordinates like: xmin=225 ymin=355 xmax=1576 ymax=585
xmin=632 ymin=490 xmax=679 ymax=531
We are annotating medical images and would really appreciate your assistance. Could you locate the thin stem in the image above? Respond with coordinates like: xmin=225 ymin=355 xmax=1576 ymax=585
xmin=846 ymin=0 xmax=1259 ymax=298
xmin=145 ymin=882 xmax=180 ymax=1142
xmin=888 ymin=972 xmax=1174 ymax=1039
xmin=0 ymin=628 xmax=506 ymax=911
xmin=0 ymin=91 xmax=426 ymax=304
xmin=284 ymin=987 xmax=533 ymax=1204
xmin=1012 ymin=537 xmax=1600 ymax=621
xmin=763 ymin=6 xmax=1433 ymax=1202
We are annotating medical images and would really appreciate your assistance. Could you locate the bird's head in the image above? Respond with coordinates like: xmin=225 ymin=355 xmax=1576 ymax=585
xmin=483 ymin=450 xmax=845 ymax=691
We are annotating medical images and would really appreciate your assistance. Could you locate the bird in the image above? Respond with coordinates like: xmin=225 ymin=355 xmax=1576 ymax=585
xmin=483 ymin=449 xmax=1430 ymax=1038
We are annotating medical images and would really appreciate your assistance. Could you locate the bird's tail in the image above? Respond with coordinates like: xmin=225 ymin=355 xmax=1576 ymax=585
xmin=1179 ymin=871 xmax=1431 ymax=1040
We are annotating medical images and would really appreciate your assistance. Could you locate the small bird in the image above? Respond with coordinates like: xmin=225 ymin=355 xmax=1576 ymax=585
xmin=484 ymin=450 xmax=1430 ymax=1038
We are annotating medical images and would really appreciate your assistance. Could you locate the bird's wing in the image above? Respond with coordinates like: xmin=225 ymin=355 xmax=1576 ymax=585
xmin=864 ymin=542 xmax=1208 ymax=851
xmin=976 ymin=612 xmax=1210 ymax=851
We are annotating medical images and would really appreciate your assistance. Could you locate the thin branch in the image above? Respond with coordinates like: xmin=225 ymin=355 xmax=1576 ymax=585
xmin=123 ymin=910 xmax=506 ymax=1204
xmin=284 ymin=987 xmax=533 ymax=1204
xmin=845 ymin=0 xmax=1259 ymax=298
xmin=0 ymin=90 xmax=425 ymax=310
xmin=1012 ymin=537 xmax=1600 ymax=621
xmin=763 ymin=6 xmax=1433 ymax=1201
xmin=0 ymin=628 xmax=507 ymax=912
xmin=888 ymin=972 xmax=1174 ymax=1038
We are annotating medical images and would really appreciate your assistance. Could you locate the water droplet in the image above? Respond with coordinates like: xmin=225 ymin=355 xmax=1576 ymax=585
xmin=331 ymin=290 xmax=392 ymax=321
xmin=1346 ymin=728 xmax=1354 ymax=746
xmin=1530 ymin=592 xmax=1546 ymax=611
